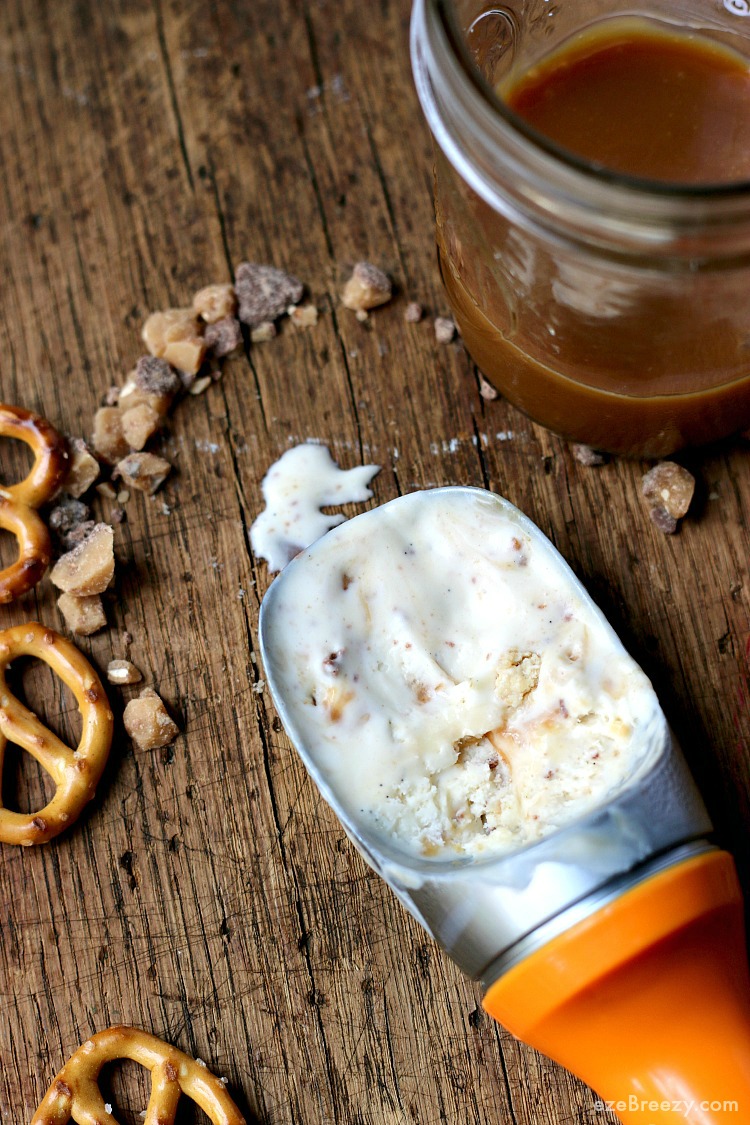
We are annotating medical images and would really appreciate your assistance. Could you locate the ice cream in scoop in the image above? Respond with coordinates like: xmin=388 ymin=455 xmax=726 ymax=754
xmin=261 ymin=488 xmax=665 ymax=860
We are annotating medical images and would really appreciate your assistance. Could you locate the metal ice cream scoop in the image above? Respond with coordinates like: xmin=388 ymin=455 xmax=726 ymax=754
xmin=259 ymin=487 xmax=750 ymax=1125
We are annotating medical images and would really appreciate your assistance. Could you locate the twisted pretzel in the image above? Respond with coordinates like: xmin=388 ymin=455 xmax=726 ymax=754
xmin=30 ymin=1026 xmax=247 ymax=1125
xmin=0 ymin=623 xmax=113 ymax=846
xmin=0 ymin=403 xmax=68 ymax=603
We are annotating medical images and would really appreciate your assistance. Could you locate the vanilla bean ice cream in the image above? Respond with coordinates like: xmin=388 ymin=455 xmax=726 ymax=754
xmin=262 ymin=489 xmax=665 ymax=860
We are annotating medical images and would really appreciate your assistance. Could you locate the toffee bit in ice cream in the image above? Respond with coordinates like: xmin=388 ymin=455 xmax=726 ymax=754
xmin=262 ymin=490 xmax=665 ymax=860
xmin=250 ymin=443 xmax=380 ymax=573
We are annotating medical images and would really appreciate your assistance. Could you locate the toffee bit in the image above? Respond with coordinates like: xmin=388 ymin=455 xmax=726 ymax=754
xmin=289 ymin=303 xmax=319 ymax=329
xmin=133 ymin=354 xmax=182 ymax=399
xmin=50 ymin=524 xmax=115 ymax=597
xmin=235 ymin=261 xmax=304 ymax=327
xmin=142 ymin=308 xmax=206 ymax=375
xmin=404 ymin=301 xmax=423 ymax=324
xmin=204 ymin=315 xmax=243 ymax=357
xmin=642 ymin=461 xmax=695 ymax=520
xmin=114 ymin=452 xmax=172 ymax=495
xmin=118 ymin=358 xmax=179 ymax=420
xmin=57 ymin=593 xmax=107 ymax=636
xmin=434 ymin=316 xmax=456 ymax=344
xmin=478 ymin=372 xmax=498 ymax=401
xmin=121 ymin=402 xmax=162 ymax=451
xmin=571 ymin=443 xmax=607 ymax=467
xmin=649 ymin=505 xmax=678 ymax=535
xmin=65 ymin=437 xmax=100 ymax=498
xmin=341 ymin=261 xmax=392 ymax=312
xmin=49 ymin=496 xmax=92 ymax=542
xmin=123 ymin=687 xmax=180 ymax=750
xmin=189 ymin=375 xmax=213 ymax=396
xmin=92 ymin=406 xmax=130 ymax=465
xmin=250 ymin=320 xmax=276 ymax=343
xmin=323 ymin=650 xmax=344 ymax=675
xmin=107 ymin=659 xmax=143 ymax=685
xmin=192 ymin=282 xmax=237 ymax=324
xmin=62 ymin=519 xmax=97 ymax=551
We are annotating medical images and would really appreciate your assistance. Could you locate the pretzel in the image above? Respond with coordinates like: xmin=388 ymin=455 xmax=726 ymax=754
xmin=30 ymin=1026 xmax=247 ymax=1125
xmin=0 ymin=403 xmax=68 ymax=603
xmin=0 ymin=623 xmax=113 ymax=846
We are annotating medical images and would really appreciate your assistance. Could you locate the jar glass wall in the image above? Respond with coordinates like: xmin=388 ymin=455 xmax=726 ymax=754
xmin=412 ymin=0 xmax=750 ymax=457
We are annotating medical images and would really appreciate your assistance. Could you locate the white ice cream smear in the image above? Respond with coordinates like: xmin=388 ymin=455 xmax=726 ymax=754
xmin=263 ymin=489 xmax=665 ymax=861
xmin=251 ymin=444 xmax=380 ymax=572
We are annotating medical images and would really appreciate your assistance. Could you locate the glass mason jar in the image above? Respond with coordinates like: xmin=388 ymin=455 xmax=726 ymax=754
xmin=411 ymin=0 xmax=750 ymax=457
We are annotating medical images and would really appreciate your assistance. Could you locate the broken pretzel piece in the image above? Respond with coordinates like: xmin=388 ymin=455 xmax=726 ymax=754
xmin=30 ymin=1026 xmax=246 ymax=1125
xmin=50 ymin=523 xmax=115 ymax=597
xmin=0 ymin=402 xmax=69 ymax=508
xmin=0 ymin=622 xmax=113 ymax=845
xmin=0 ymin=498 xmax=51 ymax=606
xmin=0 ymin=403 xmax=68 ymax=603
xmin=124 ymin=687 xmax=180 ymax=750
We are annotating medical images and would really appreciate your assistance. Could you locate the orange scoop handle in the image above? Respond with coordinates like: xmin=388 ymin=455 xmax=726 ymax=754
xmin=483 ymin=851 xmax=750 ymax=1124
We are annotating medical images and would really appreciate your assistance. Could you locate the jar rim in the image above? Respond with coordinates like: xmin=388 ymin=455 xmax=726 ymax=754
xmin=428 ymin=0 xmax=750 ymax=202
xmin=412 ymin=0 xmax=750 ymax=256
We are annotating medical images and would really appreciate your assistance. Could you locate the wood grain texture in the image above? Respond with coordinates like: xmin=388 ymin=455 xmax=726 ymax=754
xmin=0 ymin=1 xmax=748 ymax=1123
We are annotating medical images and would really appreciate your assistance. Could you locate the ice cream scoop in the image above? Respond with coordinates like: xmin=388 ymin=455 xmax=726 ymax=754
xmin=259 ymin=486 xmax=750 ymax=1124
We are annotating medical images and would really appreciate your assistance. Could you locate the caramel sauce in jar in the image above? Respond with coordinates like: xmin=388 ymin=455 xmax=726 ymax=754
xmin=426 ymin=15 xmax=750 ymax=455
xmin=506 ymin=26 xmax=750 ymax=185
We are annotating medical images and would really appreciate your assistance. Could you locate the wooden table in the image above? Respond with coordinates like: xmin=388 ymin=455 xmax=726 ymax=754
xmin=1 ymin=2 xmax=749 ymax=1122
